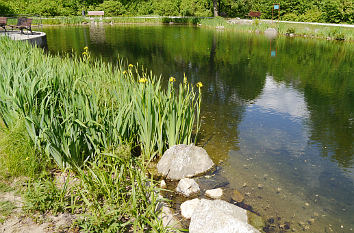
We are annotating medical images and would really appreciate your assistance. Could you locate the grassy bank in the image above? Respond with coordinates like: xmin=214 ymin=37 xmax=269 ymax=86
xmin=4 ymin=16 xmax=202 ymax=26
xmin=18 ymin=16 xmax=353 ymax=41
xmin=0 ymin=37 xmax=202 ymax=231
xmin=200 ymin=17 xmax=354 ymax=41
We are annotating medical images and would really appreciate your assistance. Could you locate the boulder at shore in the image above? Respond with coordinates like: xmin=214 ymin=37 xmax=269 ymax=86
xmin=157 ymin=144 xmax=214 ymax=180
xmin=188 ymin=199 xmax=260 ymax=233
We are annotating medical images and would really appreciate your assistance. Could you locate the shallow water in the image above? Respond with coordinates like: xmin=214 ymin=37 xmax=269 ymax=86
xmin=43 ymin=25 xmax=354 ymax=232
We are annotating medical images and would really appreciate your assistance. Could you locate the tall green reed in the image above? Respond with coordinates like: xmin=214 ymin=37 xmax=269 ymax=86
xmin=0 ymin=38 xmax=202 ymax=167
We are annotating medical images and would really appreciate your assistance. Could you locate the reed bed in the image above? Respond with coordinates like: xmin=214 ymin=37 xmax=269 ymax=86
xmin=0 ymin=37 xmax=201 ymax=168
xmin=0 ymin=37 xmax=202 ymax=231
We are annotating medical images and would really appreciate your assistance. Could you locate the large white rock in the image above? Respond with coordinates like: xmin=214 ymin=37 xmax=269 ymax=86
xmin=176 ymin=178 xmax=200 ymax=197
xmin=180 ymin=198 xmax=201 ymax=219
xmin=157 ymin=144 xmax=214 ymax=180
xmin=205 ymin=188 xmax=223 ymax=199
xmin=189 ymin=199 xmax=260 ymax=233
xmin=264 ymin=28 xmax=278 ymax=39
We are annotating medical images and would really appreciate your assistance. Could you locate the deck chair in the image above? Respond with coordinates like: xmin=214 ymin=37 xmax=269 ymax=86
xmin=0 ymin=17 xmax=7 ymax=32
xmin=9 ymin=17 xmax=32 ymax=34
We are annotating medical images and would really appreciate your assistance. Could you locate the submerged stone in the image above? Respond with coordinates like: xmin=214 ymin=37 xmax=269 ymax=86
xmin=176 ymin=178 xmax=200 ymax=197
xmin=247 ymin=212 xmax=265 ymax=232
xmin=232 ymin=189 xmax=244 ymax=203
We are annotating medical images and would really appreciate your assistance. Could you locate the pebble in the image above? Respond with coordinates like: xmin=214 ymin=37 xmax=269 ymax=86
xmin=305 ymin=202 xmax=310 ymax=207
xmin=205 ymin=188 xmax=223 ymax=199
xmin=242 ymin=182 xmax=247 ymax=187
xmin=257 ymin=184 xmax=263 ymax=189
xmin=231 ymin=189 xmax=244 ymax=202
xmin=160 ymin=180 xmax=167 ymax=189
xmin=276 ymin=187 xmax=282 ymax=193
xmin=308 ymin=218 xmax=315 ymax=225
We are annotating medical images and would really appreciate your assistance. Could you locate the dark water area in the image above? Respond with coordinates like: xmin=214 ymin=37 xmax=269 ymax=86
xmin=43 ymin=25 xmax=354 ymax=232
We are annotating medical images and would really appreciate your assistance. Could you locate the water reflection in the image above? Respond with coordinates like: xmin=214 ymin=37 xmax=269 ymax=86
xmin=254 ymin=76 xmax=308 ymax=119
xmin=42 ymin=25 xmax=354 ymax=232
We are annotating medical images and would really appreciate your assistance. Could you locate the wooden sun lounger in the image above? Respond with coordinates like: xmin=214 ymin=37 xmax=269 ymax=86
xmin=0 ymin=17 xmax=7 ymax=32
xmin=8 ymin=17 xmax=32 ymax=34
xmin=246 ymin=11 xmax=261 ymax=19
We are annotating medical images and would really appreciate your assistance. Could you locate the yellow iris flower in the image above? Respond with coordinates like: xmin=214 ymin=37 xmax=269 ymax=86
xmin=139 ymin=78 xmax=148 ymax=83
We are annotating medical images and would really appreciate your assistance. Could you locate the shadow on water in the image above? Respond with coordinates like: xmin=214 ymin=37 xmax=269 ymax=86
xmin=43 ymin=25 xmax=354 ymax=232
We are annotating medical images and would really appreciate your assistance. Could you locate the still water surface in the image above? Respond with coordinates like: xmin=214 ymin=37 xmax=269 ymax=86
xmin=43 ymin=25 xmax=354 ymax=232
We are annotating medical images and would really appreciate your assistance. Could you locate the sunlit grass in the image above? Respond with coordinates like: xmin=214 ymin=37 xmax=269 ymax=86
xmin=0 ymin=37 xmax=202 ymax=168
xmin=0 ymin=37 xmax=200 ymax=231
xmin=200 ymin=18 xmax=354 ymax=41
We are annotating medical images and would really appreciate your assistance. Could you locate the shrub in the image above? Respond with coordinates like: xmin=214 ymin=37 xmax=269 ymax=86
xmin=97 ymin=0 xmax=126 ymax=16
xmin=286 ymin=27 xmax=296 ymax=34
xmin=328 ymin=28 xmax=345 ymax=40
xmin=282 ymin=13 xmax=299 ymax=22
xmin=298 ymin=8 xmax=325 ymax=22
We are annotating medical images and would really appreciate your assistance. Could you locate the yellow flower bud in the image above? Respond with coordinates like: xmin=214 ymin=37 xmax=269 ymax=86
xmin=196 ymin=82 xmax=203 ymax=88
xmin=169 ymin=77 xmax=176 ymax=82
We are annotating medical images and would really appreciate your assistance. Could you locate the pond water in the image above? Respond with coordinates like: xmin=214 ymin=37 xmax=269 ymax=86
xmin=43 ymin=25 xmax=354 ymax=232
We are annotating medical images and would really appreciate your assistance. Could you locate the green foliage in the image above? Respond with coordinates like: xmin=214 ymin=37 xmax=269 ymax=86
xmin=24 ymin=178 xmax=71 ymax=214
xmin=75 ymin=153 xmax=166 ymax=232
xmin=96 ymin=0 xmax=125 ymax=16
xmin=286 ymin=27 xmax=296 ymax=34
xmin=298 ymin=8 xmax=324 ymax=22
xmin=180 ymin=0 xmax=211 ymax=17
xmin=328 ymin=28 xmax=345 ymax=40
xmin=0 ymin=38 xmax=201 ymax=167
xmin=1 ymin=0 xmax=352 ymax=23
xmin=23 ymin=149 xmax=167 ymax=232
xmin=282 ymin=13 xmax=299 ymax=22
xmin=0 ymin=201 xmax=16 ymax=223
xmin=0 ymin=120 xmax=45 ymax=178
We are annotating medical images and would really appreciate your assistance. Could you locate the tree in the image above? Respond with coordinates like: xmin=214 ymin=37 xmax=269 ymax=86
xmin=212 ymin=0 xmax=218 ymax=16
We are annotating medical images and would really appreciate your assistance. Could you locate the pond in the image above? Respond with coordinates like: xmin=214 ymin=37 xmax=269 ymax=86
xmin=43 ymin=25 xmax=354 ymax=232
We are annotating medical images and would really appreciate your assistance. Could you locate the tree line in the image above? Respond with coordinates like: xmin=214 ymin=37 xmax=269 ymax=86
xmin=0 ymin=0 xmax=352 ymax=23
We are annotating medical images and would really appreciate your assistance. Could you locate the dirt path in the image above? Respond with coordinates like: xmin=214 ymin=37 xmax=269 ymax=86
xmin=0 ymin=186 xmax=75 ymax=233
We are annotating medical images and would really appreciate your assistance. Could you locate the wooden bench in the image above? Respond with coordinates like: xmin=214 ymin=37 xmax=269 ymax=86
xmin=0 ymin=17 xmax=7 ymax=32
xmin=246 ymin=11 xmax=261 ymax=19
xmin=87 ymin=11 xmax=105 ymax=16
xmin=9 ymin=17 xmax=32 ymax=34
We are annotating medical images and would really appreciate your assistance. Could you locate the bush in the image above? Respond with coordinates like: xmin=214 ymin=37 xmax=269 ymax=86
xmin=180 ymin=0 xmax=212 ymax=17
xmin=282 ymin=13 xmax=299 ymax=22
xmin=328 ymin=28 xmax=345 ymax=40
xmin=286 ymin=27 xmax=296 ymax=34
xmin=97 ymin=0 xmax=125 ymax=16
xmin=298 ymin=8 xmax=324 ymax=22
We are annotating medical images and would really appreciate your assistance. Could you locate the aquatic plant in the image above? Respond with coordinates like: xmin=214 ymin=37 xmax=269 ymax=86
xmin=0 ymin=37 xmax=202 ymax=167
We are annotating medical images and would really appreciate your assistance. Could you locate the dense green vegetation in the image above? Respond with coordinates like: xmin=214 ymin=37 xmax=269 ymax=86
xmin=0 ymin=37 xmax=202 ymax=231
xmin=0 ymin=0 xmax=353 ymax=24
